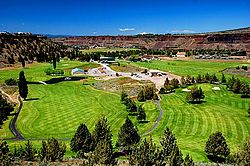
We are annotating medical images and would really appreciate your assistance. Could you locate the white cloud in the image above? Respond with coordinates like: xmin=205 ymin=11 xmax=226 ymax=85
xmin=171 ymin=29 xmax=195 ymax=33
xmin=139 ymin=32 xmax=151 ymax=35
xmin=93 ymin=32 xmax=97 ymax=34
xmin=119 ymin=28 xmax=135 ymax=32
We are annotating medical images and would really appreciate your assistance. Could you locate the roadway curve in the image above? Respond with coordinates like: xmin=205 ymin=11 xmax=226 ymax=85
xmin=141 ymin=99 xmax=163 ymax=136
xmin=8 ymin=96 xmax=24 ymax=140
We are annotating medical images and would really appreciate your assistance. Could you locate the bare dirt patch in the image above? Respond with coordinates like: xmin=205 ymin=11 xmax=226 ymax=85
xmin=92 ymin=77 xmax=154 ymax=96
xmin=110 ymin=64 xmax=143 ymax=73
xmin=222 ymin=68 xmax=250 ymax=77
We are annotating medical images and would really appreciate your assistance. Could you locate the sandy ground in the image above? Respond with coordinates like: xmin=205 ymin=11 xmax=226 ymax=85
xmin=87 ymin=63 xmax=181 ymax=90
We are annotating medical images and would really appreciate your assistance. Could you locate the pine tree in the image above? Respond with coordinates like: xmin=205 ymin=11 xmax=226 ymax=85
xmin=137 ymin=105 xmax=146 ymax=121
xmin=92 ymin=117 xmax=112 ymax=149
xmin=183 ymin=154 xmax=195 ymax=166
xmin=221 ymin=73 xmax=226 ymax=84
xmin=93 ymin=137 xmax=115 ymax=165
xmin=40 ymin=138 xmax=66 ymax=162
xmin=18 ymin=71 xmax=28 ymax=100
xmin=205 ymin=132 xmax=230 ymax=159
xmin=117 ymin=117 xmax=140 ymax=149
xmin=70 ymin=123 xmax=93 ymax=153
xmin=159 ymin=127 xmax=183 ymax=165
xmin=121 ymin=91 xmax=128 ymax=103
xmin=53 ymin=55 xmax=57 ymax=69
xmin=0 ymin=93 xmax=14 ymax=126
xmin=23 ymin=140 xmax=36 ymax=161
xmin=137 ymin=89 xmax=146 ymax=102
xmin=130 ymin=138 xmax=158 ymax=166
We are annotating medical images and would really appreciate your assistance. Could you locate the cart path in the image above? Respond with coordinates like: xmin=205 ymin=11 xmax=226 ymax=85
xmin=141 ymin=100 xmax=163 ymax=136
xmin=8 ymin=96 xmax=25 ymax=140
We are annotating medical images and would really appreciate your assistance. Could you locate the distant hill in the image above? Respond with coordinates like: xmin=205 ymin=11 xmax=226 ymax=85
xmin=52 ymin=27 xmax=250 ymax=56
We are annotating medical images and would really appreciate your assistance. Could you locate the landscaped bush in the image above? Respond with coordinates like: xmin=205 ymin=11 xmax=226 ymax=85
xmin=4 ymin=78 xmax=17 ymax=85
xmin=44 ymin=68 xmax=64 ymax=75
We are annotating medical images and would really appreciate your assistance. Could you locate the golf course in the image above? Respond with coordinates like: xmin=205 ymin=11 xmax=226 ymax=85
xmin=0 ymin=59 xmax=249 ymax=161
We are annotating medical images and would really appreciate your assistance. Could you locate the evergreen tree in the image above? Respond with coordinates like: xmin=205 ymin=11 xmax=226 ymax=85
xmin=92 ymin=117 xmax=112 ymax=149
xmin=52 ymin=55 xmax=56 ymax=69
xmin=221 ymin=73 xmax=226 ymax=84
xmin=116 ymin=117 xmax=140 ymax=149
xmin=159 ymin=127 xmax=183 ymax=165
xmin=18 ymin=71 xmax=28 ymax=99
xmin=93 ymin=137 xmax=116 ymax=165
xmin=232 ymin=79 xmax=242 ymax=93
xmin=23 ymin=140 xmax=36 ymax=161
xmin=130 ymin=138 xmax=158 ymax=166
xmin=186 ymin=85 xmax=205 ymax=102
xmin=137 ymin=105 xmax=146 ymax=121
xmin=40 ymin=138 xmax=66 ymax=162
xmin=196 ymin=74 xmax=202 ymax=83
xmin=137 ymin=89 xmax=145 ymax=102
xmin=127 ymin=100 xmax=137 ymax=112
xmin=70 ymin=123 xmax=93 ymax=153
xmin=0 ymin=92 xmax=14 ymax=126
xmin=144 ymin=85 xmax=155 ymax=100
xmin=211 ymin=74 xmax=218 ymax=83
xmin=0 ymin=140 xmax=12 ymax=166
xmin=205 ymin=132 xmax=230 ymax=160
xmin=164 ymin=77 xmax=170 ymax=87
xmin=121 ymin=91 xmax=128 ymax=103
xmin=183 ymin=154 xmax=195 ymax=166
xmin=230 ymin=139 xmax=250 ymax=165
xmin=180 ymin=76 xmax=186 ymax=86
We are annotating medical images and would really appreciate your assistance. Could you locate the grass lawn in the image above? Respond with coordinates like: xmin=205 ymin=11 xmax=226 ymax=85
xmin=149 ymin=84 xmax=250 ymax=161
xmin=80 ymin=47 xmax=139 ymax=53
xmin=132 ymin=60 xmax=250 ymax=83
xmin=0 ymin=60 xmax=159 ymax=156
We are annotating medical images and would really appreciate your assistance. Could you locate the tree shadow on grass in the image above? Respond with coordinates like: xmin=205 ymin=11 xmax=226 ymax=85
xmin=138 ymin=120 xmax=149 ymax=124
xmin=24 ymin=98 xmax=39 ymax=101
xmin=45 ymin=76 xmax=87 ymax=84
xmin=188 ymin=100 xmax=207 ymax=104
xmin=128 ymin=112 xmax=139 ymax=116
xmin=207 ymin=155 xmax=226 ymax=163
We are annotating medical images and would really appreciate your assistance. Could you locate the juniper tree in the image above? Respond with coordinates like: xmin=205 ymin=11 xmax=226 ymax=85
xmin=18 ymin=71 xmax=28 ymax=99
xmin=205 ymin=132 xmax=230 ymax=160
xmin=117 ymin=117 xmax=140 ymax=149
xmin=70 ymin=123 xmax=93 ymax=154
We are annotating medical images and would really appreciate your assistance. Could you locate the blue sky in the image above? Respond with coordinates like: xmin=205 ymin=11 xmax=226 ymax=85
xmin=0 ymin=0 xmax=249 ymax=35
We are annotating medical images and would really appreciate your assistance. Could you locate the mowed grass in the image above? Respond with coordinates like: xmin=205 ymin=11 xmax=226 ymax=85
xmin=149 ymin=84 xmax=250 ymax=161
xmin=16 ymin=82 xmax=126 ymax=139
xmin=0 ymin=60 xmax=159 ymax=142
xmin=132 ymin=60 xmax=250 ymax=83
xmin=80 ymin=47 xmax=139 ymax=53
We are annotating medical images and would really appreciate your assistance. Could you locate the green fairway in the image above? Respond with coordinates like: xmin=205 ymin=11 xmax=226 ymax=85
xmin=132 ymin=60 xmax=250 ymax=83
xmin=150 ymin=84 xmax=250 ymax=161
xmin=15 ymin=82 xmax=158 ymax=139
xmin=80 ymin=47 xmax=139 ymax=53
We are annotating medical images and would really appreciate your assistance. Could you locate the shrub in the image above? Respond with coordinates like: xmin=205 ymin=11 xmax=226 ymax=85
xmin=5 ymin=78 xmax=17 ymax=86
xmin=44 ymin=68 xmax=64 ymax=75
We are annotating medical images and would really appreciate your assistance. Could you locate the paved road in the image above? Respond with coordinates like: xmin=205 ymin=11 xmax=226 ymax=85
xmin=141 ymin=99 xmax=163 ymax=136
xmin=8 ymin=96 xmax=24 ymax=140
